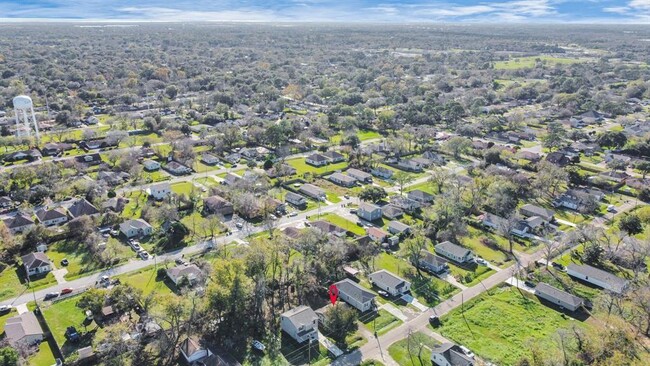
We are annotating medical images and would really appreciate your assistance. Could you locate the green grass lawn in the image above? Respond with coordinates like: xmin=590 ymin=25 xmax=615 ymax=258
xmin=170 ymin=182 xmax=198 ymax=196
xmin=388 ymin=331 xmax=440 ymax=366
xmin=286 ymin=158 xmax=348 ymax=176
xmin=493 ymin=55 xmax=588 ymax=70
xmin=42 ymin=295 xmax=104 ymax=357
xmin=439 ymin=286 xmax=593 ymax=365
xmin=404 ymin=181 xmax=436 ymax=195
xmin=116 ymin=266 xmax=175 ymax=297
xmin=331 ymin=130 xmax=381 ymax=144
xmin=315 ymin=213 xmax=365 ymax=236
xmin=360 ymin=309 xmax=402 ymax=336
xmin=460 ymin=226 xmax=514 ymax=268
xmin=141 ymin=169 xmax=169 ymax=183
xmin=447 ymin=263 xmax=494 ymax=287
xmin=0 ymin=265 xmax=26 ymax=301
xmin=47 ymin=239 xmax=131 ymax=280
xmin=121 ymin=191 xmax=148 ymax=219
xmin=280 ymin=335 xmax=331 ymax=366
xmin=0 ymin=307 xmax=18 ymax=331
xmin=29 ymin=339 xmax=57 ymax=366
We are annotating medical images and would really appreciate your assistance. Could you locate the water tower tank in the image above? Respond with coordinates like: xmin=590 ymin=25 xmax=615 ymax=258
xmin=13 ymin=95 xmax=33 ymax=109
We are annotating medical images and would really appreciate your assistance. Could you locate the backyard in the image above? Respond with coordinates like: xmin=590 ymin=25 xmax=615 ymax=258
xmin=388 ymin=331 xmax=440 ymax=366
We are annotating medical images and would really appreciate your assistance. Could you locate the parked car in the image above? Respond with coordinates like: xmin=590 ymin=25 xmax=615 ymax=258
xmin=0 ymin=305 xmax=12 ymax=314
xmin=459 ymin=345 xmax=475 ymax=359
xmin=138 ymin=250 xmax=150 ymax=260
xmin=377 ymin=290 xmax=389 ymax=297
xmin=524 ymin=281 xmax=536 ymax=288
xmin=607 ymin=205 xmax=616 ymax=213
xmin=44 ymin=292 xmax=59 ymax=300
xmin=475 ymin=258 xmax=487 ymax=266
xmin=60 ymin=258 xmax=69 ymax=266
xmin=551 ymin=262 xmax=566 ymax=271
xmin=175 ymin=258 xmax=184 ymax=265
xmin=429 ymin=315 xmax=441 ymax=327
xmin=251 ymin=340 xmax=266 ymax=352
xmin=235 ymin=222 xmax=243 ymax=229
xmin=60 ymin=288 xmax=73 ymax=295
xmin=288 ymin=212 xmax=297 ymax=217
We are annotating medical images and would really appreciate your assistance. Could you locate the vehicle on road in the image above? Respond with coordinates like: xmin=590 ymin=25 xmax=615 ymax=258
xmin=251 ymin=340 xmax=266 ymax=352
xmin=60 ymin=288 xmax=73 ymax=295
xmin=429 ymin=315 xmax=441 ymax=327
xmin=44 ymin=292 xmax=59 ymax=300
xmin=60 ymin=258 xmax=69 ymax=266
xmin=377 ymin=290 xmax=389 ymax=297
xmin=344 ymin=194 xmax=350 ymax=199
xmin=175 ymin=258 xmax=184 ymax=265
xmin=607 ymin=205 xmax=616 ymax=213
xmin=350 ymin=209 xmax=357 ymax=214
xmin=235 ymin=222 xmax=243 ymax=229
xmin=288 ymin=212 xmax=297 ymax=217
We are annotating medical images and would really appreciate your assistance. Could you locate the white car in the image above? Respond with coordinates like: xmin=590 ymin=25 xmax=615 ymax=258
xmin=251 ymin=340 xmax=266 ymax=352
xmin=235 ymin=222 xmax=244 ymax=229
xmin=459 ymin=346 xmax=475 ymax=359
xmin=0 ymin=305 xmax=12 ymax=313
xmin=475 ymin=258 xmax=488 ymax=266
xmin=606 ymin=205 xmax=616 ymax=213
xmin=288 ymin=212 xmax=297 ymax=217
xmin=138 ymin=250 xmax=150 ymax=260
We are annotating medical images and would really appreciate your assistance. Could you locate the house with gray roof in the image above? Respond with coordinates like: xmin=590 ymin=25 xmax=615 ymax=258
xmin=3 ymin=213 xmax=35 ymax=233
xmin=567 ymin=264 xmax=628 ymax=294
xmin=67 ymin=198 xmax=100 ymax=219
xmin=334 ymin=279 xmax=376 ymax=312
xmin=322 ymin=150 xmax=345 ymax=163
xmin=371 ymin=166 xmax=394 ymax=180
xmin=280 ymin=305 xmax=319 ymax=343
xmin=519 ymin=204 xmax=554 ymax=222
xmin=416 ymin=250 xmax=448 ymax=274
xmin=166 ymin=264 xmax=203 ymax=286
xmin=369 ymin=270 xmax=411 ymax=297
xmin=310 ymin=220 xmax=347 ymax=237
xmin=382 ymin=205 xmax=404 ymax=220
xmin=534 ymin=282 xmax=585 ymax=312
xmin=285 ymin=191 xmax=307 ymax=209
xmin=299 ymin=184 xmax=326 ymax=201
xmin=329 ymin=172 xmax=357 ymax=187
xmin=408 ymin=189 xmax=434 ymax=204
xmin=22 ymin=252 xmax=51 ymax=277
xmin=306 ymin=153 xmax=329 ymax=167
xmin=347 ymin=168 xmax=372 ymax=183
xmin=4 ymin=312 xmax=44 ymax=346
xmin=435 ymin=241 xmax=474 ymax=264
xmin=430 ymin=343 xmax=474 ymax=366
xmin=119 ymin=219 xmax=154 ymax=239
xmin=35 ymin=207 xmax=68 ymax=227
xmin=357 ymin=202 xmax=382 ymax=222
xmin=387 ymin=221 xmax=410 ymax=236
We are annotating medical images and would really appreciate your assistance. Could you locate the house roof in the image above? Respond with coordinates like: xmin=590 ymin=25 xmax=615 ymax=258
xmin=366 ymin=226 xmax=388 ymax=238
xmin=4 ymin=312 xmax=43 ymax=344
xmin=408 ymin=189 xmax=434 ymax=200
xmin=307 ymin=153 xmax=328 ymax=162
xmin=535 ymin=282 xmax=584 ymax=308
xmin=520 ymin=204 xmax=554 ymax=220
xmin=282 ymin=227 xmax=302 ymax=239
xmin=330 ymin=172 xmax=356 ymax=184
xmin=3 ymin=214 xmax=34 ymax=228
xmin=431 ymin=343 xmax=474 ymax=366
xmin=419 ymin=250 xmax=447 ymax=267
xmin=369 ymin=270 xmax=409 ymax=290
xmin=382 ymin=205 xmax=404 ymax=218
xmin=359 ymin=202 xmax=381 ymax=212
xmin=300 ymin=184 xmax=324 ymax=196
xmin=323 ymin=151 xmax=344 ymax=159
xmin=68 ymin=198 xmax=99 ymax=218
xmin=35 ymin=207 xmax=67 ymax=222
xmin=281 ymin=305 xmax=318 ymax=330
xmin=567 ymin=264 xmax=628 ymax=293
xmin=285 ymin=191 xmax=306 ymax=202
xmin=435 ymin=241 xmax=471 ymax=258
xmin=347 ymin=168 xmax=372 ymax=179
xmin=310 ymin=220 xmax=346 ymax=236
xmin=388 ymin=221 xmax=410 ymax=232
xmin=335 ymin=279 xmax=376 ymax=304
xmin=167 ymin=264 xmax=202 ymax=278
xmin=150 ymin=182 xmax=171 ymax=191
xmin=119 ymin=219 xmax=152 ymax=233
xmin=180 ymin=336 xmax=206 ymax=359
xmin=203 ymin=195 xmax=233 ymax=210
xmin=21 ymin=252 xmax=49 ymax=270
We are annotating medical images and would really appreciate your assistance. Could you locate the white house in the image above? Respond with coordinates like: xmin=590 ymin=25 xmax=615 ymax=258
xmin=567 ymin=264 xmax=628 ymax=294
xmin=357 ymin=202 xmax=382 ymax=222
xmin=299 ymin=184 xmax=326 ymax=201
xmin=335 ymin=279 xmax=376 ymax=312
xmin=142 ymin=159 xmax=161 ymax=171
xmin=435 ymin=241 xmax=474 ymax=264
xmin=180 ymin=336 xmax=213 ymax=364
xmin=534 ymin=282 xmax=585 ymax=312
xmin=5 ymin=312 xmax=44 ymax=346
xmin=347 ymin=168 xmax=372 ymax=183
xmin=166 ymin=264 xmax=203 ymax=286
xmin=22 ymin=252 xmax=51 ymax=277
xmin=416 ymin=250 xmax=448 ymax=274
xmin=280 ymin=305 xmax=319 ymax=343
xmin=329 ymin=172 xmax=357 ymax=187
xmin=430 ymin=343 xmax=474 ymax=366
xmin=2 ymin=214 xmax=35 ymax=234
xmin=148 ymin=182 xmax=171 ymax=200
xmin=306 ymin=153 xmax=329 ymax=167
xmin=369 ymin=270 xmax=411 ymax=297
xmin=35 ymin=207 xmax=68 ymax=227
xmin=119 ymin=219 xmax=153 ymax=238
xmin=285 ymin=192 xmax=307 ymax=208
xmin=371 ymin=166 xmax=394 ymax=180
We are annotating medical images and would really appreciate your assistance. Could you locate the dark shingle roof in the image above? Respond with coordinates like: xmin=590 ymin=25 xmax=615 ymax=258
xmin=335 ymin=279 xmax=376 ymax=304
xmin=369 ymin=270 xmax=409 ymax=290
xmin=68 ymin=198 xmax=99 ymax=218
xmin=22 ymin=252 xmax=49 ymax=270
xmin=435 ymin=241 xmax=472 ymax=258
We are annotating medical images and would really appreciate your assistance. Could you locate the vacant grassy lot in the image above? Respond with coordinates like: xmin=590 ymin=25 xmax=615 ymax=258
xmin=116 ymin=266 xmax=175 ymax=297
xmin=388 ymin=331 xmax=440 ymax=366
xmin=360 ymin=309 xmax=402 ymax=336
xmin=47 ymin=239 xmax=131 ymax=280
xmin=493 ymin=55 xmax=587 ymax=70
xmin=280 ymin=334 xmax=331 ymax=366
xmin=0 ymin=265 xmax=26 ymax=301
xmin=286 ymin=157 xmax=348 ymax=176
xmin=42 ymin=295 xmax=104 ymax=357
xmin=330 ymin=130 xmax=381 ymax=144
xmin=170 ymin=181 xmax=198 ymax=196
xmin=460 ymin=226 xmax=515 ymax=268
xmin=439 ymin=286 xmax=592 ymax=365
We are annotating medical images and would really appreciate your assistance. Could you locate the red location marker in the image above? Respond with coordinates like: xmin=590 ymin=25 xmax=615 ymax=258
xmin=328 ymin=284 xmax=339 ymax=305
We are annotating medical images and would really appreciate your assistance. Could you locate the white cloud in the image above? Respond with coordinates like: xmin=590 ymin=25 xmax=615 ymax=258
xmin=629 ymin=0 xmax=650 ymax=9
xmin=603 ymin=6 xmax=630 ymax=14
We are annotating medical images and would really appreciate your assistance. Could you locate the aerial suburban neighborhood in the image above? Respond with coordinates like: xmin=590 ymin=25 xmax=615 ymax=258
xmin=0 ymin=17 xmax=649 ymax=366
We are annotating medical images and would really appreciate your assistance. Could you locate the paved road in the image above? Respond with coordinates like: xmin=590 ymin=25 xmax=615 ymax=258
xmin=0 ymin=197 xmax=353 ymax=307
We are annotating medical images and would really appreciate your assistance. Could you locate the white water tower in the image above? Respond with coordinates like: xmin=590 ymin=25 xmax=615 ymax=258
xmin=13 ymin=95 xmax=40 ymax=140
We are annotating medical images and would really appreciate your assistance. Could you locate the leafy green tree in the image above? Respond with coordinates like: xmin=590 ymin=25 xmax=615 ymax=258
xmin=77 ymin=288 xmax=106 ymax=315
xmin=358 ymin=186 xmax=387 ymax=203
xmin=541 ymin=122 xmax=567 ymax=151
xmin=619 ymin=214 xmax=643 ymax=236
xmin=582 ymin=242 xmax=604 ymax=265
xmin=394 ymin=171 xmax=414 ymax=196
xmin=443 ymin=136 xmax=471 ymax=159
xmin=597 ymin=131 xmax=628 ymax=149
xmin=323 ymin=303 xmax=358 ymax=346
xmin=0 ymin=347 xmax=18 ymax=366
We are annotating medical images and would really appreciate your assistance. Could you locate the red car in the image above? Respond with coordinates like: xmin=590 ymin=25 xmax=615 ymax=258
xmin=60 ymin=288 xmax=73 ymax=295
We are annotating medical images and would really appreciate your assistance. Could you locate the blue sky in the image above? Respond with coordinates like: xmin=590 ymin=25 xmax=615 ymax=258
xmin=1 ymin=0 xmax=650 ymax=23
